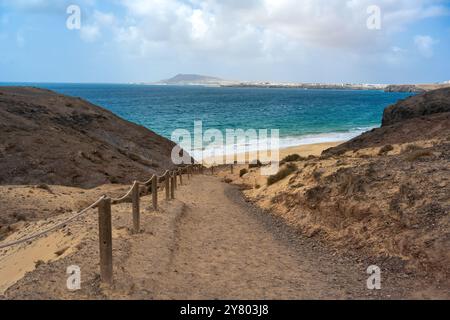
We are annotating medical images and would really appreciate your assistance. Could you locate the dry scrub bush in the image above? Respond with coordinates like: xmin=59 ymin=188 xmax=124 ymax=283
xmin=378 ymin=144 xmax=394 ymax=155
xmin=239 ymin=169 xmax=248 ymax=177
xmin=402 ymin=144 xmax=422 ymax=153
xmin=281 ymin=154 xmax=305 ymax=164
xmin=249 ymin=160 xmax=262 ymax=169
xmin=267 ymin=163 xmax=298 ymax=186
xmin=404 ymin=150 xmax=434 ymax=161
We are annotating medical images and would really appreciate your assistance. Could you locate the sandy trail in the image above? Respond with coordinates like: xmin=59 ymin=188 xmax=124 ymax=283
xmin=146 ymin=176 xmax=371 ymax=299
xmin=3 ymin=175 xmax=422 ymax=299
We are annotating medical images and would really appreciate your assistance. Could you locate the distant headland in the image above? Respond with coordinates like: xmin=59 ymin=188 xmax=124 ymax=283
xmin=154 ymin=74 xmax=450 ymax=92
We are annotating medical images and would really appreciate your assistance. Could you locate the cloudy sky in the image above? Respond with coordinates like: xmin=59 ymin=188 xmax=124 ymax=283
xmin=0 ymin=0 xmax=449 ymax=84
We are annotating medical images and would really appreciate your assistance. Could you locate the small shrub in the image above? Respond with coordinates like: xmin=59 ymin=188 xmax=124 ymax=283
xmin=313 ymin=168 xmax=325 ymax=181
xmin=378 ymin=144 xmax=394 ymax=155
xmin=55 ymin=247 xmax=69 ymax=257
xmin=34 ymin=260 xmax=45 ymax=268
xmin=282 ymin=154 xmax=305 ymax=162
xmin=402 ymin=144 xmax=422 ymax=154
xmin=281 ymin=154 xmax=305 ymax=164
xmin=404 ymin=150 xmax=433 ymax=162
xmin=239 ymin=169 xmax=248 ymax=177
xmin=267 ymin=164 xmax=298 ymax=186
xmin=109 ymin=176 xmax=120 ymax=184
xmin=12 ymin=212 xmax=27 ymax=222
xmin=249 ymin=160 xmax=262 ymax=169
xmin=35 ymin=184 xmax=53 ymax=193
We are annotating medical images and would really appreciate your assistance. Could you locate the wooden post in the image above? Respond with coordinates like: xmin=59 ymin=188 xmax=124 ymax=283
xmin=132 ymin=182 xmax=140 ymax=234
xmin=171 ymin=174 xmax=176 ymax=199
xmin=98 ymin=197 xmax=113 ymax=285
xmin=211 ymin=166 xmax=214 ymax=175
xmin=230 ymin=164 xmax=234 ymax=174
xmin=165 ymin=172 xmax=170 ymax=201
xmin=152 ymin=175 xmax=158 ymax=211
xmin=173 ymin=172 xmax=178 ymax=190
xmin=179 ymin=170 xmax=183 ymax=185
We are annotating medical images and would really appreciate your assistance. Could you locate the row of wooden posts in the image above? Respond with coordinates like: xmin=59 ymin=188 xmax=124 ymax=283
xmin=96 ymin=163 xmax=228 ymax=285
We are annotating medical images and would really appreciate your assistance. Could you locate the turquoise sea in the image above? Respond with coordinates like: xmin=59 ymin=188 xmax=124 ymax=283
xmin=2 ymin=83 xmax=413 ymax=153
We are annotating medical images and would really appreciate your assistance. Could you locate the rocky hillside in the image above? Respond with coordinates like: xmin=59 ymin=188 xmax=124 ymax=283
xmin=382 ymin=87 xmax=450 ymax=126
xmin=224 ymin=88 xmax=450 ymax=285
xmin=0 ymin=87 xmax=180 ymax=188
xmin=323 ymin=88 xmax=450 ymax=156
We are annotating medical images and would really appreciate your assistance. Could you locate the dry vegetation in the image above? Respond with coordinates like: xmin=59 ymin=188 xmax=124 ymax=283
xmin=267 ymin=163 xmax=298 ymax=186
xmin=218 ymin=89 xmax=450 ymax=288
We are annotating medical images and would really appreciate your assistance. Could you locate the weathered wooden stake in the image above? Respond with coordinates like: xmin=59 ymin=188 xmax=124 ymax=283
xmin=152 ymin=176 xmax=158 ymax=211
xmin=179 ymin=170 xmax=183 ymax=185
xmin=171 ymin=174 xmax=176 ymax=199
xmin=211 ymin=166 xmax=214 ymax=175
xmin=230 ymin=164 xmax=234 ymax=174
xmin=173 ymin=172 xmax=178 ymax=190
xmin=98 ymin=197 xmax=113 ymax=285
xmin=132 ymin=182 xmax=140 ymax=234
xmin=165 ymin=173 xmax=170 ymax=201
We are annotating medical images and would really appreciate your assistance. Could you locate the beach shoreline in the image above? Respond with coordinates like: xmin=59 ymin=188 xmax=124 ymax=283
xmin=201 ymin=141 xmax=343 ymax=165
xmin=278 ymin=141 xmax=342 ymax=159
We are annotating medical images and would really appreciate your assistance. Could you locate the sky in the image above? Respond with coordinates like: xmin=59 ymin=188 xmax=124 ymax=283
xmin=0 ymin=0 xmax=449 ymax=84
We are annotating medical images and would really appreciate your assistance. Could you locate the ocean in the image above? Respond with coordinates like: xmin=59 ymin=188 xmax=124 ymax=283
xmin=3 ymin=83 xmax=413 ymax=154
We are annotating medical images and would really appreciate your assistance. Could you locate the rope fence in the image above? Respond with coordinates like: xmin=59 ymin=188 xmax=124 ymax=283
xmin=0 ymin=163 xmax=229 ymax=285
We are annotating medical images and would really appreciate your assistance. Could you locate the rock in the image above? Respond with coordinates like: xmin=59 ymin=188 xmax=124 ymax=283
xmin=382 ymin=88 xmax=450 ymax=126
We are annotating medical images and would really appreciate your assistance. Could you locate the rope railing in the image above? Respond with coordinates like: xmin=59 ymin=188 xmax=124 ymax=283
xmin=0 ymin=163 xmax=227 ymax=285
xmin=0 ymin=196 xmax=107 ymax=250
xmin=0 ymin=164 xmax=210 ymax=283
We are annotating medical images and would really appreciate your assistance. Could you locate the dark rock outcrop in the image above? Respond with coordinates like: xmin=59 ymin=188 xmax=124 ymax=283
xmin=323 ymin=88 xmax=450 ymax=156
xmin=382 ymin=87 xmax=450 ymax=126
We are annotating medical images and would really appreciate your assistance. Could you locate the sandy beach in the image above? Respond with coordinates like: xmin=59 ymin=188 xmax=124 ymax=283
xmin=202 ymin=141 xmax=343 ymax=166
xmin=278 ymin=141 xmax=342 ymax=158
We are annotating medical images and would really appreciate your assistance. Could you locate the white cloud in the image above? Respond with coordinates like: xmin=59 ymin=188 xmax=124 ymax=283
xmin=80 ymin=11 xmax=116 ymax=43
xmin=414 ymin=35 xmax=439 ymax=58
xmin=111 ymin=0 xmax=449 ymax=62
xmin=0 ymin=0 xmax=96 ymax=13
xmin=80 ymin=25 xmax=100 ymax=42
xmin=2 ymin=0 xmax=449 ymax=82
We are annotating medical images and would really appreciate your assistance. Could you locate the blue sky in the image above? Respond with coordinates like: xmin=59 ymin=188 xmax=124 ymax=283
xmin=0 ymin=0 xmax=449 ymax=84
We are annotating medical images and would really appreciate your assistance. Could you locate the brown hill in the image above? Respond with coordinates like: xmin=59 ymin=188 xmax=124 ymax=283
xmin=0 ymin=87 xmax=180 ymax=188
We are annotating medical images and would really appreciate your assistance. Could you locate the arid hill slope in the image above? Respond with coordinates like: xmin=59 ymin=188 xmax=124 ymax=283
xmin=0 ymin=87 xmax=179 ymax=188
xmin=223 ymin=88 xmax=450 ymax=285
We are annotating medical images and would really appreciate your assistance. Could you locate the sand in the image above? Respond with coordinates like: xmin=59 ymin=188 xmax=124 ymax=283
xmin=4 ymin=174 xmax=444 ymax=299
xmin=279 ymin=142 xmax=341 ymax=158
xmin=202 ymin=141 xmax=342 ymax=166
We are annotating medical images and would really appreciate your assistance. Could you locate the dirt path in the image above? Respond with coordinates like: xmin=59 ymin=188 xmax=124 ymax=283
xmin=149 ymin=176 xmax=366 ymax=299
xmin=3 ymin=175 xmax=426 ymax=299
xmin=144 ymin=175 xmax=415 ymax=300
